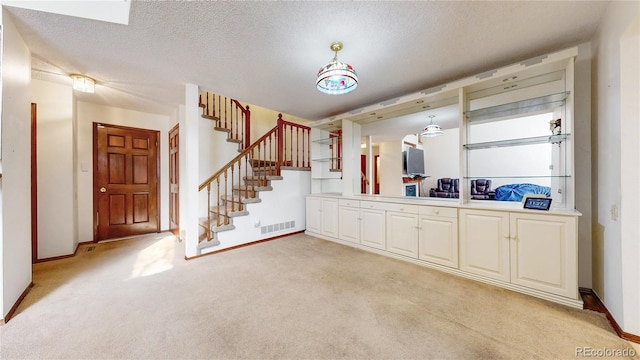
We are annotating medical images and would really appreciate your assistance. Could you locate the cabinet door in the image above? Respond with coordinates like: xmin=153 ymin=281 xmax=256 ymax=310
xmin=338 ymin=206 xmax=360 ymax=243
xmin=418 ymin=215 xmax=458 ymax=268
xmin=459 ymin=209 xmax=510 ymax=282
xmin=386 ymin=211 xmax=418 ymax=258
xmin=306 ymin=197 xmax=322 ymax=234
xmin=360 ymin=208 xmax=386 ymax=250
xmin=321 ymin=198 xmax=339 ymax=238
xmin=510 ymin=213 xmax=577 ymax=298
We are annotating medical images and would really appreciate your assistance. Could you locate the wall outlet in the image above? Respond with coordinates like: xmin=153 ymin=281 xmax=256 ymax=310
xmin=611 ymin=205 xmax=618 ymax=221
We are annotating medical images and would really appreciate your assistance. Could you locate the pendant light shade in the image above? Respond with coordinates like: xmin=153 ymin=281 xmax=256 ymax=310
xmin=316 ymin=42 xmax=358 ymax=95
xmin=421 ymin=115 xmax=444 ymax=137
xmin=70 ymin=74 xmax=95 ymax=93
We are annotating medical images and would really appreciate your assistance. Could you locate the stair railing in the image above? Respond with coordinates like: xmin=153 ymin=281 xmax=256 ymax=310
xmin=198 ymin=114 xmax=311 ymax=242
xmin=199 ymin=92 xmax=251 ymax=149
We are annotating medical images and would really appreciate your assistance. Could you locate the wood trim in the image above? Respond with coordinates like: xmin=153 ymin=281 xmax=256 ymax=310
xmin=185 ymin=230 xmax=305 ymax=260
xmin=579 ymin=287 xmax=640 ymax=344
xmin=31 ymin=103 xmax=38 ymax=263
xmin=33 ymin=240 xmax=94 ymax=263
xmin=0 ymin=282 xmax=34 ymax=325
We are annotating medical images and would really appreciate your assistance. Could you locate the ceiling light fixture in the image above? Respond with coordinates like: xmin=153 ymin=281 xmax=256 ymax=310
xmin=316 ymin=41 xmax=358 ymax=95
xmin=70 ymin=74 xmax=95 ymax=93
xmin=422 ymin=115 xmax=444 ymax=137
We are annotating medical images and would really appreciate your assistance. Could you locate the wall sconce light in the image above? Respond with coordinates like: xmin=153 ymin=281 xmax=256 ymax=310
xmin=70 ymin=74 xmax=95 ymax=93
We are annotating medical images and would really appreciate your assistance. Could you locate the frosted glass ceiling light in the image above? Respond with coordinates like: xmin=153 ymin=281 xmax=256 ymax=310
xmin=422 ymin=115 xmax=444 ymax=137
xmin=70 ymin=74 xmax=95 ymax=93
xmin=316 ymin=41 xmax=358 ymax=95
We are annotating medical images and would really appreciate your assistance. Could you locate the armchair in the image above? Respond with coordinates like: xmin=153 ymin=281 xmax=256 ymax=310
xmin=429 ymin=178 xmax=459 ymax=198
xmin=470 ymin=179 xmax=495 ymax=200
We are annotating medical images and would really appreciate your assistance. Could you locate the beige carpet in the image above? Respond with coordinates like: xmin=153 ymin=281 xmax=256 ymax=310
xmin=0 ymin=232 xmax=637 ymax=360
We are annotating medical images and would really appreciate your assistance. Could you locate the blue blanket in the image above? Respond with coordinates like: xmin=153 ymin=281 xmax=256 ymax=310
xmin=494 ymin=183 xmax=551 ymax=202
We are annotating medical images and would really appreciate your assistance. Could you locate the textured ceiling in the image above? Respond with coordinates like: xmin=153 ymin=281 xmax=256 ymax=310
xmin=4 ymin=1 xmax=609 ymax=122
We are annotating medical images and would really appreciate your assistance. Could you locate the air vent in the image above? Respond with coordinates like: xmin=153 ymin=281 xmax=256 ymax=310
xmin=261 ymin=221 xmax=295 ymax=235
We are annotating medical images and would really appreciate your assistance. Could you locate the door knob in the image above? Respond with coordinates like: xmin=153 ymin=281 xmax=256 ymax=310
xmin=100 ymin=187 xmax=107 ymax=193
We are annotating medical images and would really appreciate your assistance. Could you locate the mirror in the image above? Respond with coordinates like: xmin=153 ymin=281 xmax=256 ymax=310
xmin=360 ymin=104 xmax=460 ymax=198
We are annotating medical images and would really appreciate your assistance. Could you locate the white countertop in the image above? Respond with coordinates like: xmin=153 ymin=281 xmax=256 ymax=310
xmin=307 ymin=193 xmax=582 ymax=217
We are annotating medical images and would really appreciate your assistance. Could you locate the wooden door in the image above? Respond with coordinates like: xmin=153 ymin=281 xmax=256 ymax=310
xmin=169 ymin=124 xmax=179 ymax=237
xmin=94 ymin=123 xmax=159 ymax=240
xmin=31 ymin=103 xmax=38 ymax=263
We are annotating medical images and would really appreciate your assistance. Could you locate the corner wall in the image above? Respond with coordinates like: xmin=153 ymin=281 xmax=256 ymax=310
xmin=0 ymin=9 xmax=32 ymax=318
xmin=592 ymin=1 xmax=639 ymax=335
xmin=31 ymin=79 xmax=75 ymax=259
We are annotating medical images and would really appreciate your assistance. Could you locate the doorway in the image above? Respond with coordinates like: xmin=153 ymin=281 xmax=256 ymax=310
xmin=93 ymin=123 xmax=160 ymax=241
xmin=168 ymin=124 xmax=179 ymax=237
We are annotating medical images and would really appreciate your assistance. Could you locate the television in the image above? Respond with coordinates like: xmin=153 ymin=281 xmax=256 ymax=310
xmin=403 ymin=147 xmax=425 ymax=176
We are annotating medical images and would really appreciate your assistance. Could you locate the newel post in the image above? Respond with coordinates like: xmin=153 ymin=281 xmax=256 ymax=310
xmin=277 ymin=113 xmax=284 ymax=175
xmin=244 ymin=105 xmax=250 ymax=150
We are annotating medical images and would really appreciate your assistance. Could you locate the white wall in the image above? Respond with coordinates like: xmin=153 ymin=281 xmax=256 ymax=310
xmin=76 ymin=102 xmax=172 ymax=242
xmin=206 ymin=170 xmax=310 ymax=254
xmin=0 ymin=10 xmax=33 ymax=319
xmin=423 ymin=128 xmax=460 ymax=192
xmin=592 ymin=0 xmax=639 ymax=335
xmin=31 ymin=79 xmax=75 ymax=259
xmin=378 ymin=140 xmax=402 ymax=197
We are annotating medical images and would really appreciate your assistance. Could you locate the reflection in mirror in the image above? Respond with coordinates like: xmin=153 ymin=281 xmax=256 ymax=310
xmin=360 ymin=104 xmax=460 ymax=198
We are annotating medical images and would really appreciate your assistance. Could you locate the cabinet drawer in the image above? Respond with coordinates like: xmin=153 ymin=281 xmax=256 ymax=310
xmin=339 ymin=199 xmax=360 ymax=208
xmin=359 ymin=201 xmax=387 ymax=211
xmin=419 ymin=206 xmax=457 ymax=218
xmin=381 ymin=203 xmax=419 ymax=214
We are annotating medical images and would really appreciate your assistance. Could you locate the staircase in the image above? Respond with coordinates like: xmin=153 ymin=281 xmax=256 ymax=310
xmin=197 ymin=93 xmax=310 ymax=251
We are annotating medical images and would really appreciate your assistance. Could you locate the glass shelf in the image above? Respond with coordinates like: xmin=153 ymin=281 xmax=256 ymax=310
xmin=464 ymin=134 xmax=570 ymax=150
xmin=465 ymin=91 xmax=570 ymax=122
xmin=311 ymin=157 xmax=342 ymax=162
xmin=312 ymin=136 xmax=341 ymax=145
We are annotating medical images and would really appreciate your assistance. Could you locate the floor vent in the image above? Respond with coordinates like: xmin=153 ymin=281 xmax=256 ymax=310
xmin=87 ymin=246 xmax=95 ymax=252
xmin=261 ymin=220 xmax=295 ymax=235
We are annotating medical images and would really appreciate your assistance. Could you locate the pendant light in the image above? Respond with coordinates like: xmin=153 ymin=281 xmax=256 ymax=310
xmin=316 ymin=41 xmax=358 ymax=95
xmin=422 ymin=115 xmax=444 ymax=137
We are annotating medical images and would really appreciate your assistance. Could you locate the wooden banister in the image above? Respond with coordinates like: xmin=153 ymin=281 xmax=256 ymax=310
xmin=198 ymin=113 xmax=311 ymax=243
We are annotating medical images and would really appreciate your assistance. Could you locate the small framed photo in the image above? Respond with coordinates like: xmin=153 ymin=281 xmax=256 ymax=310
xmin=523 ymin=197 xmax=552 ymax=211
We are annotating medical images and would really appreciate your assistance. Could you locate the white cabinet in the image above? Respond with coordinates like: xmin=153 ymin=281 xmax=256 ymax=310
xmin=306 ymin=197 xmax=322 ymax=234
xmin=459 ymin=209 xmax=510 ymax=282
xmin=509 ymin=213 xmax=577 ymax=298
xmin=339 ymin=200 xmax=386 ymax=249
xmin=386 ymin=211 xmax=419 ymax=258
xmin=306 ymin=196 xmax=338 ymax=238
xmin=418 ymin=206 xmax=458 ymax=268
xmin=360 ymin=208 xmax=386 ymax=250
xmin=338 ymin=204 xmax=360 ymax=244
xmin=460 ymin=208 xmax=577 ymax=298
